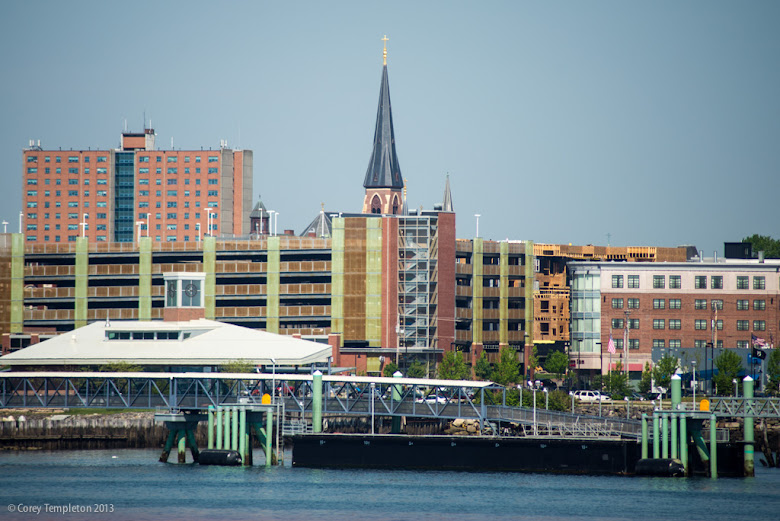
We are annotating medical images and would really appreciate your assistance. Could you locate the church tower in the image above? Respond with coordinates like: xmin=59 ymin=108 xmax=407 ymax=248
xmin=362 ymin=36 xmax=404 ymax=215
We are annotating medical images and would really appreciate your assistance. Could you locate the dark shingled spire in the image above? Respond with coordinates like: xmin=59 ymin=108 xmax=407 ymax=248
xmin=363 ymin=63 xmax=404 ymax=189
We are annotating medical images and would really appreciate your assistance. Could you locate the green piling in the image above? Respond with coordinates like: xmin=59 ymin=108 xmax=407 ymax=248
xmin=159 ymin=429 xmax=177 ymax=462
xmin=239 ymin=407 xmax=247 ymax=465
xmin=265 ymin=410 xmax=273 ymax=467
xmin=710 ymin=413 xmax=718 ymax=479
xmin=231 ymin=406 xmax=239 ymax=451
xmin=223 ymin=407 xmax=230 ymax=450
xmin=671 ymin=373 xmax=681 ymax=410
xmin=652 ymin=413 xmax=660 ymax=459
xmin=680 ymin=414 xmax=688 ymax=475
xmin=391 ymin=371 xmax=402 ymax=434
xmin=662 ymin=413 xmax=669 ymax=459
xmin=671 ymin=412 xmax=678 ymax=459
xmin=216 ymin=406 xmax=223 ymax=450
xmin=177 ymin=430 xmax=187 ymax=464
xmin=641 ymin=414 xmax=648 ymax=459
xmin=185 ymin=429 xmax=200 ymax=462
xmin=312 ymin=370 xmax=323 ymax=433
xmin=743 ymin=376 xmax=754 ymax=477
xmin=207 ymin=406 xmax=215 ymax=450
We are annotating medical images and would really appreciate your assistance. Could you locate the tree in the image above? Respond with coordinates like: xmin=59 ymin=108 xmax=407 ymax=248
xmin=652 ymin=355 xmax=679 ymax=391
xmin=527 ymin=346 xmax=539 ymax=377
xmin=99 ymin=361 xmax=141 ymax=372
xmin=544 ymin=351 xmax=569 ymax=381
xmin=474 ymin=351 xmax=492 ymax=381
xmin=382 ymin=361 xmax=399 ymax=378
xmin=742 ymin=234 xmax=780 ymax=258
xmin=712 ymin=350 xmax=743 ymax=396
xmin=767 ymin=349 xmax=780 ymax=396
xmin=219 ymin=359 xmax=255 ymax=374
xmin=406 ymin=360 xmax=426 ymax=379
xmin=638 ymin=362 xmax=653 ymax=394
xmin=437 ymin=351 xmax=469 ymax=380
xmin=492 ymin=347 xmax=521 ymax=387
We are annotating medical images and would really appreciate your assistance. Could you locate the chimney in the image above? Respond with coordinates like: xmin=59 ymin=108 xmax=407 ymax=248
xmin=758 ymin=251 xmax=765 ymax=263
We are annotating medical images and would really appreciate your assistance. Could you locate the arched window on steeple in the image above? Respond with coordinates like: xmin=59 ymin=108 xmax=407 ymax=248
xmin=392 ymin=195 xmax=399 ymax=215
xmin=371 ymin=194 xmax=382 ymax=214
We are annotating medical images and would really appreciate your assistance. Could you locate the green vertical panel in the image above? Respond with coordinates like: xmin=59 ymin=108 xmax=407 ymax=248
xmin=266 ymin=236 xmax=280 ymax=333
xmin=204 ymin=237 xmax=216 ymax=319
xmin=10 ymin=234 xmax=24 ymax=333
xmin=365 ymin=219 xmax=382 ymax=347
xmin=499 ymin=242 xmax=509 ymax=345
xmin=74 ymin=237 xmax=88 ymax=328
xmin=524 ymin=240 xmax=534 ymax=346
xmin=138 ymin=237 xmax=152 ymax=320
xmin=330 ymin=218 xmax=345 ymax=336
xmin=473 ymin=238 xmax=483 ymax=345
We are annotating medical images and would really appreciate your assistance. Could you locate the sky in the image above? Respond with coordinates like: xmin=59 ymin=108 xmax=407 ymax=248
xmin=2 ymin=1 xmax=778 ymax=255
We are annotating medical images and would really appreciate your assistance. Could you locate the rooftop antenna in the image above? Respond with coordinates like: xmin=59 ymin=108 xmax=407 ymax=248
xmin=606 ymin=233 xmax=612 ymax=247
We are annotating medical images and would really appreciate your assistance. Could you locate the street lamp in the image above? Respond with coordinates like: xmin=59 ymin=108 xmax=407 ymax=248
xmin=205 ymin=209 xmax=212 ymax=238
xmin=135 ymin=220 xmax=144 ymax=244
xmin=80 ymin=214 xmax=88 ymax=238
xmin=474 ymin=214 xmax=481 ymax=238
xmin=733 ymin=378 xmax=738 ymax=398
xmin=196 ymin=222 xmax=201 ymax=242
xmin=274 ymin=212 xmax=280 ymax=235
xmin=2 ymin=220 xmax=7 ymax=233
xmin=691 ymin=360 xmax=697 ymax=410
xmin=267 ymin=210 xmax=276 ymax=236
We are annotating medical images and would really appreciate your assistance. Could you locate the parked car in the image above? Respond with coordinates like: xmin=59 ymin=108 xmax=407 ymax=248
xmin=570 ymin=390 xmax=609 ymax=402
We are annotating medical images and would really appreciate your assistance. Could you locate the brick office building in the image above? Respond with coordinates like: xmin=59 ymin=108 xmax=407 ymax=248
xmin=569 ymin=260 xmax=780 ymax=385
xmin=22 ymin=130 xmax=252 ymax=244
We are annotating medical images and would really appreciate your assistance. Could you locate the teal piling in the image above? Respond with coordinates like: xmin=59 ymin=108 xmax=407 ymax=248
xmin=671 ymin=373 xmax=681 ymax=410
xmin=265 ymin=411 xmax=273 ymax=467
xmin=652 ymin=413 xmax=660 ymax=459
xmin=177 ymin=430 xmax=187 ymax=464
xmin=239 ymin=407 xmax=247 ymax=465
xmin=185 ymin=429 xmax=200 ymax=462
xmin=312 ymin=370 xmax=323 ymax=433
xmin=223 ymin=407 xmax=230 ymax=450
xmin=207 ymin=405 xmax=215 ymax=450
xmin=680 ymin=414 xmax=688 ymax=475
xmin=159 ymin=429 xmax=177 ymax=462
xmin=231 ymin=406 xmax=239 ymax=452
xmin=391 ymin=371 xmax=402 ymax=434
xmin=710 ymin=413 xmax=718 ymax=479
xmin=641 ymin=414 xmax=648 ymax=459
xmin=743 ymin=376 xmax=754 ymax=477
xmin=216 ymin=406 xmax=223 ymax=450
xmin=662 ymin=413 xmax=669 ymax=459
xmin=671 ymin=412 xmax=678 ymax=459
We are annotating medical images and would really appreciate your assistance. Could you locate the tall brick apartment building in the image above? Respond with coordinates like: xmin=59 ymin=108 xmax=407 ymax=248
xmin=22 ymin=131 xmax=252 ymax=244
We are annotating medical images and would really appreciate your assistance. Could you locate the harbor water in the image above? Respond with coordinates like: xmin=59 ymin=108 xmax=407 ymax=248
xmin=1 ymin=449 xmax=779 ymax=520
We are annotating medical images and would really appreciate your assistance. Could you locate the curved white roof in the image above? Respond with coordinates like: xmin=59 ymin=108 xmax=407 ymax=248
xmin=0 ymin=319 xmax=332 ymax=367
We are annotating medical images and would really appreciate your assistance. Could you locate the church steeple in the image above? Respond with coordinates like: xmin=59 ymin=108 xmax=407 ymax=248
xmin=362 ymin=36 xmax=404 ymax=215
xmin=443 ymin=175 xmax=454 ymax=212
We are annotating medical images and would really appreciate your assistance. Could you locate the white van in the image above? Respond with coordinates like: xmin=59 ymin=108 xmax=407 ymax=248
xmin=571 ymin=390 xmax=608 ymax=402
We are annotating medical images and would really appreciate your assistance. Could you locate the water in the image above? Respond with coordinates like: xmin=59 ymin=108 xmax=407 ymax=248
xmin=1 ymin=449 xmax=779 ymax=521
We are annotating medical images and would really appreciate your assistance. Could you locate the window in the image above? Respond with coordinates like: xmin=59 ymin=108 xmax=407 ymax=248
xmin=208 ymin=202 xmax=218 ymax=208
xmin=68 ymin=156 xmax=79 ymax=163
xmin=653 ymin=339 xmax=665 ymax=348
xmin=27 ymin=156 xmax=38 ymax=162
xmin=166 ymin=235 xmax=177 ymax=242
xmin=669 ymin=339 xmax=681 ymax=349
xmin=167 ymin=168 xmax=178 ymax=174
xmin=613 ymin=339 xmax=624 ymax=350
xmin=737 ymin=340 xmax=749 ymax=349
xmin=715 ymin=319 xmax=723 ymax=330
xmin=694 ymin=276 xmax=707 ymax=289
xmin=27 ymin=202 xmax=37 ymax=208
xmin=653 ymin=299 xmax=665 ymax=310
xmin=97 ymin=167 xmax=107 ymax=174
xmin=653 ymin=275 xmax=665 ymax=289
xmin=167 ymin=191 xmax=177 ymax=197
xmin=628 ymin=319 xmax=639 ymax=329
xmin=68 ymin=202 xmax=78 ymax=208
xmin=737 ymin=320 xmax=749 ymax=331
xmin=695 ymin=319 xmax=707 ymax=330
xmin=27 ymin=190 xmax=37 ymax=197
xmin=611 ymin=318 xmax=624 ymax=329
xmin=68 ymin=213 xmax=79 ymax=219
xmin=694 ymin=340 xmax=708 ymax=349
xmin=195 ymin=156 xmax=201 ymax=163
xmin=185 ymin=168 xmax=190 ymax=174
xmin=667 ymin=275 xmax=681 ymax=289
xmin=96 ymin=202 xmax=107 ymax=208
xmin=711 ymin=300 xmax=723 ymax=310
xmin=167 ymin=179 xmax=177 ymax=185
xmin=27 ymin=167 xmax=37 ymax=174
xmin=167 ymin=213 xmax=177 ymax=219
xmin=138 ymin=202 xmax=149 ymax=208
xmin=167 ymin=202 xmax=178 ymax=208
xmin=139 ymin=168 xmax=149 ymax=174
xmin=156 ymin=168 xmax=162 ymax=174
xmin=139 ymin=179 xmax=149 ymax=185
xmin=207 ymin=190 xmax=218 ymax=197
xmin=754 ymin=320 xmax=766 ymax=331
xmin=68 ymin=168 xmax=78 ymax=174
xmin=139 ymin=156 xmax=149 ymax=163
xmin=611 ymin=298 xmax=623 ymax=309
xmin=737 ymin=299 xmax=749 ymax=310
xmin=695 ymin=299 xmax=707 ymax=310
xmin=68 ymin=179 xmax=79 ymax=185
xmin=628 ymin=339 xmax=640 ymax=350
xmin=208 ymin=156 xmax=218 ymax=162
xmin=208 ymin=167 xmax=218 ymax=174
xmin=653 ymin=319 xmax=665 ymax=330
xmin=97 ymin=156 xmax=107 ymax=162
xmin=737 ymin=276 xmax=749 ymax=290
xmin=627 ymin=275 xmax=639 ymax=289
xmin=669 ymin=319 xmax=681 ymax=330
xmin=711 ymin=276 xmax=723 ymax=289
xmin=754 ymin=300 xmax=766 ymax=310
xmin=97 ymin=213 xmax=106 ymax=219
xmin=754 ymin=276 xmax=766 ymax=290
xmin=27 ymin=178 xmax=38 ymax=184
xmin=167 ymin=224 xmax=177 ymax=230
xmin=167 ymin=156 xmax=177 ymax=163
xmin=138 ymin=190 xmax=149 ymax=196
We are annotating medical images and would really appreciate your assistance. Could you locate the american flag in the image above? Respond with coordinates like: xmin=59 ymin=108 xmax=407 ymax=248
xmin=752 ymin=334 xmax=767 ymax=347
xmin=607 ymin=334 xmax=616 ymax=354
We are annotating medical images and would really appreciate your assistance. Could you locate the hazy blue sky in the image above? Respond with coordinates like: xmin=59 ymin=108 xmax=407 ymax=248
xmin=2 ymin=1 xmax=778 ymax=255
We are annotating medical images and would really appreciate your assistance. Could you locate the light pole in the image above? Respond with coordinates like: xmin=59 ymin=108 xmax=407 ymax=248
xmin=2 ymin=220 xmax=7 ymax=233
xmin=205 ymin=209 xmax=212 ymax=238
xmin=268 ymin=210 xmax=276 ymax=236
xmin=274 ymin=212 xmax=280 ymax=235
xmin=544 ymin=388 xmax=548 ymax=410
xmin=474 ymin=214 xmax=481 ymax=238
xmin=733 ymin=378 xmax=738 ymax=398
xmin=19 ymin=211 xmax=23 ymax=234
xmin=532 ymin=384 xmax=537 ymax=436
xmin=196 ymin=222 xmax=201 ymax=242
xmin=135 ymin=220 xmax=144 ymax=244
xmin=691 ymin=360 xmax=697 ymax=410
xmin=80 ymin=214 xmax=88 ymax=238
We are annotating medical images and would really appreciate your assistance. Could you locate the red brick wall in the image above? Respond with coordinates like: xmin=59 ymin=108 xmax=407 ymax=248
xmin=437 ymin=212 xmax=456 ymax=353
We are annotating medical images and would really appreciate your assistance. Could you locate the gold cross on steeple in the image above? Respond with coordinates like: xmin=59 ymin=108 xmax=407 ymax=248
xmin=382 ymin=35 xmax=389 ymax=65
